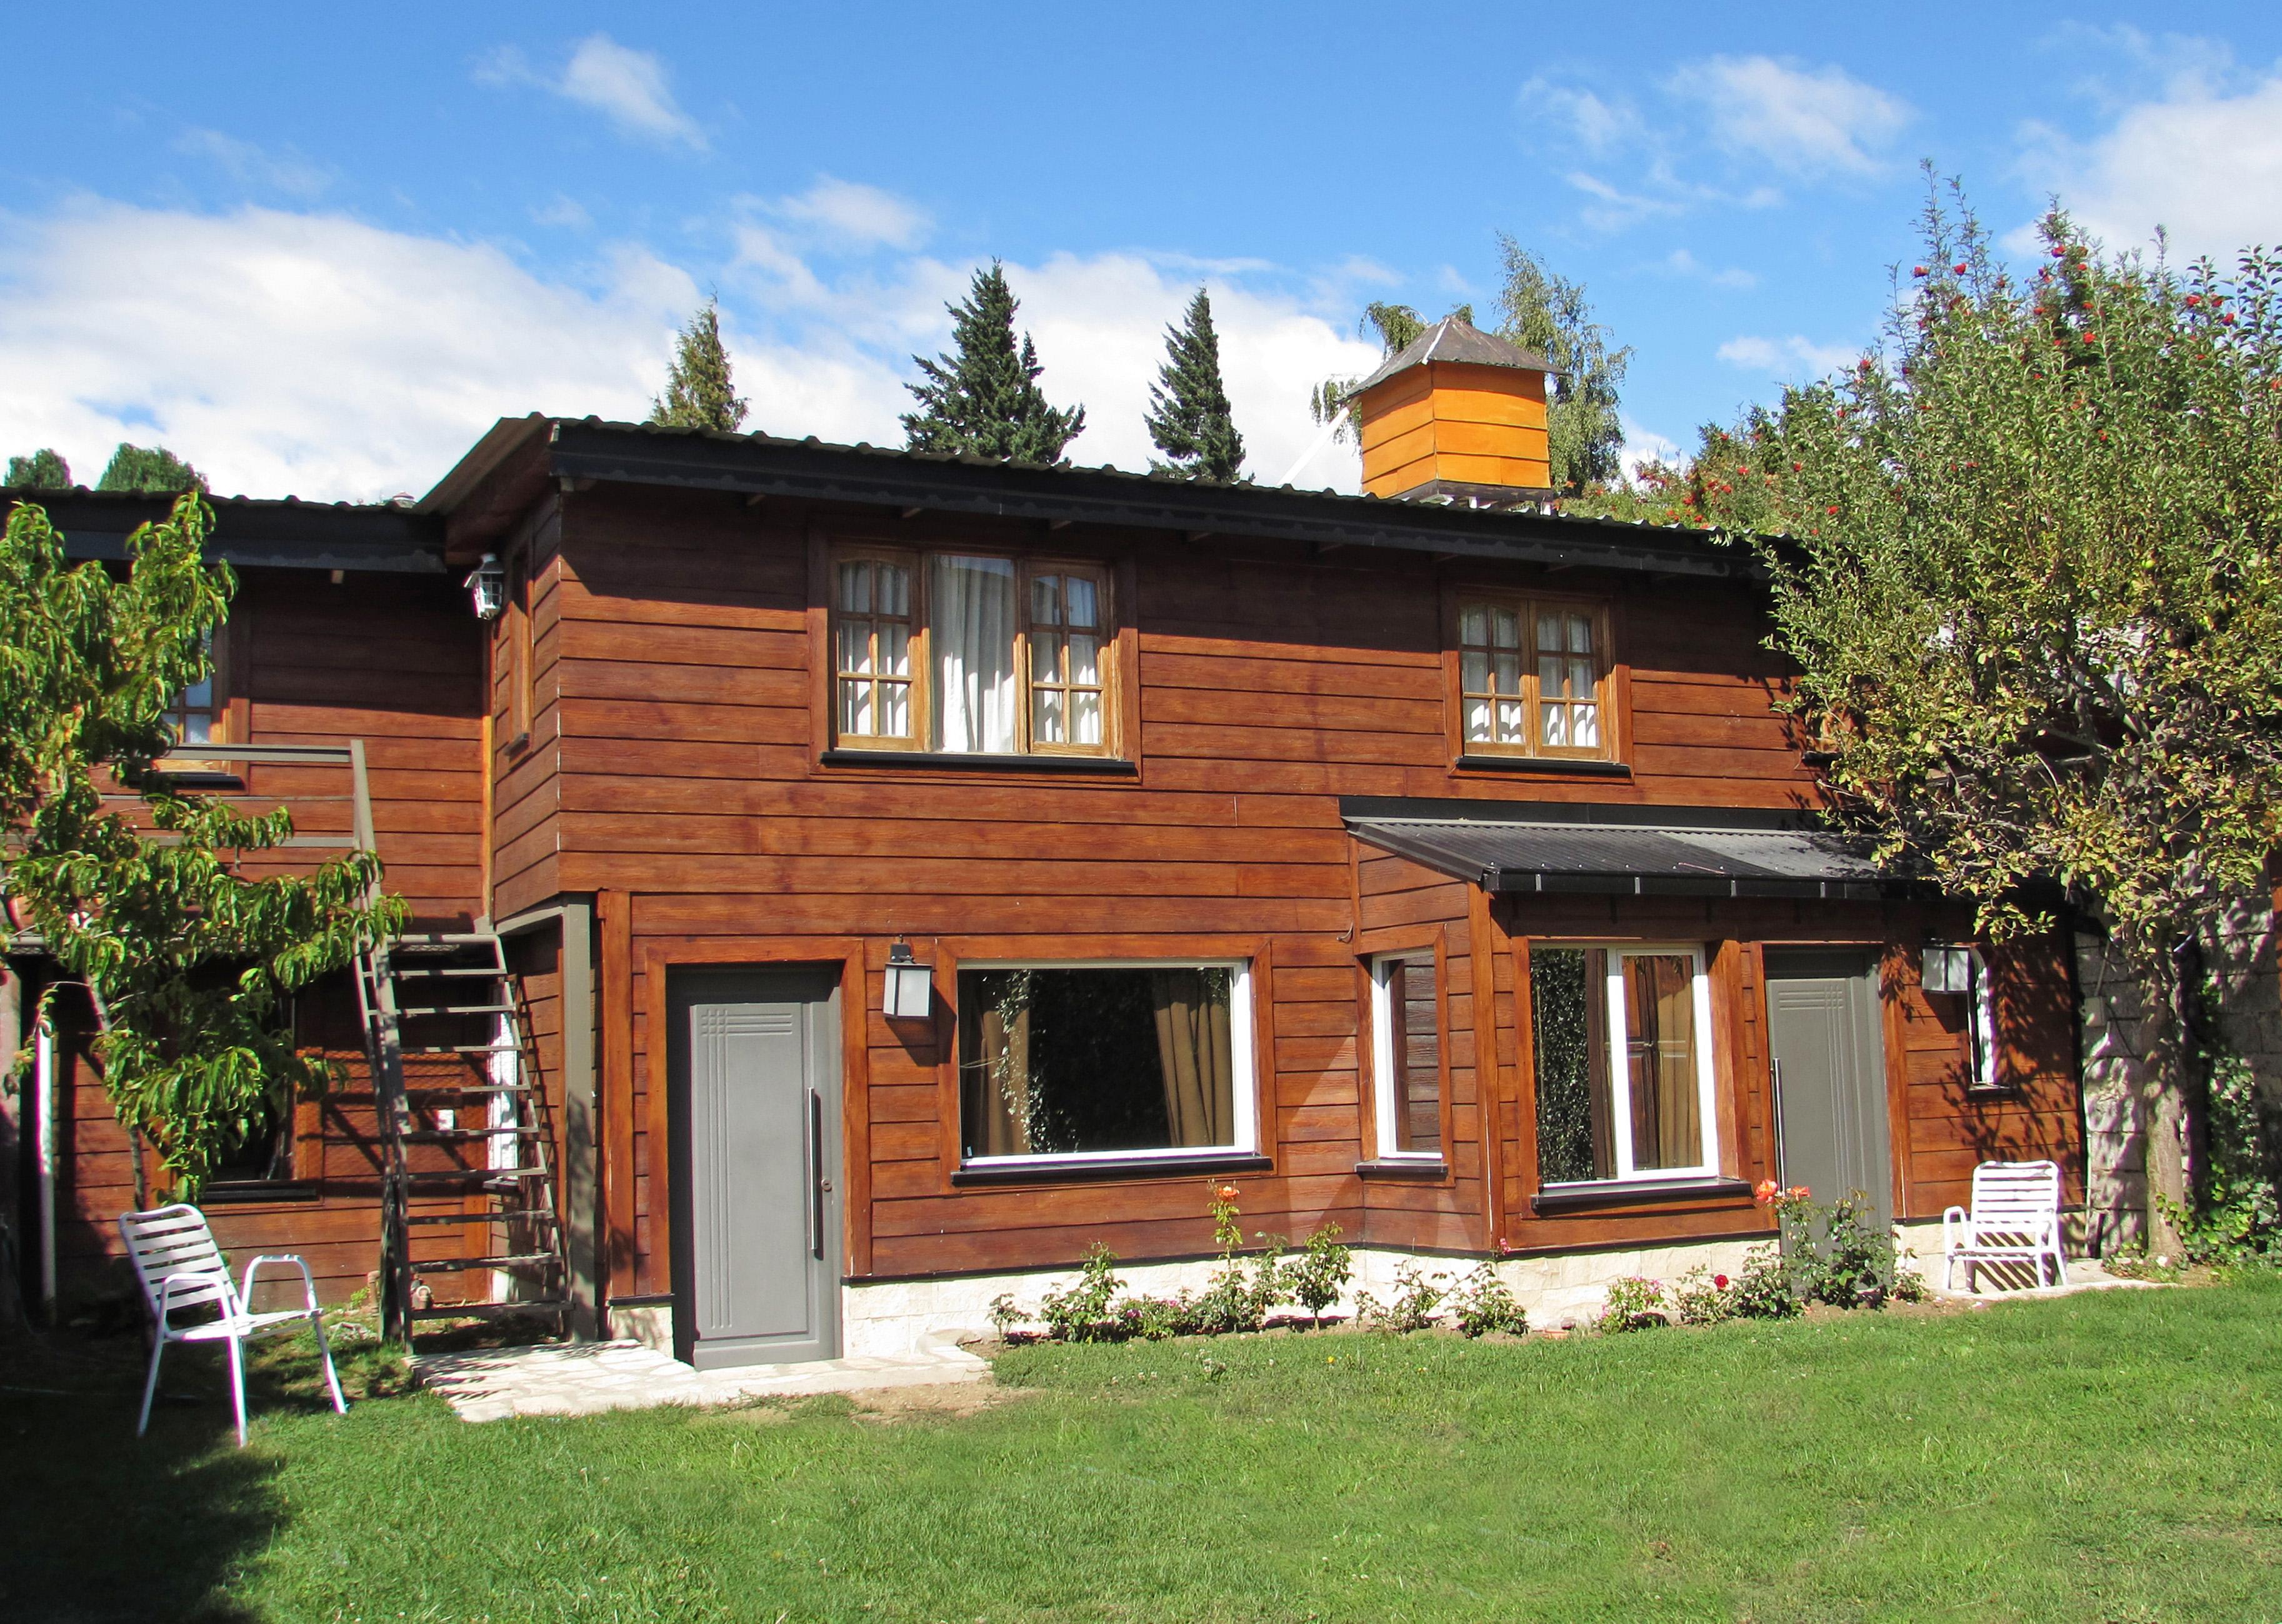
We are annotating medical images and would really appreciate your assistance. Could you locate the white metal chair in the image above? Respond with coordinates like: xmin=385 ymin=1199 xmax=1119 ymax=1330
xmin=117 ymin=1203 xmax=347 ymax=1446
xmin=1942 ymin=1160 xmax=2069 ymax=1291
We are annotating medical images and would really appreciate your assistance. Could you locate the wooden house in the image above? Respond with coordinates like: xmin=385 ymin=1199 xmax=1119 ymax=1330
xmin=4 ymin=323 xmax=2086 ymax=1360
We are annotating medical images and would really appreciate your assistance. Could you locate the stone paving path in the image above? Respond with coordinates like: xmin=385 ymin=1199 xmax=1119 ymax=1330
xmin=408 ymin=1337 xmax=988 ymax=1423
xmin=1921 ymin=1256 xmax=2166 ymax=1300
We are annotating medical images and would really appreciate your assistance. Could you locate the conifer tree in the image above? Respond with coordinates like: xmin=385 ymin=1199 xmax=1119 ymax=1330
xmin=1144 ymin=287 xmax=1246 ymax=482
xmin=648 ymin=298 xmax=749 ymax=433
xmin=902 ymin=261 xmax=1085 ymax=462
xmin=97 ymin=444 xmax=205 ymax=494
xmin=6 ymin=448 xmax=70 ymax=487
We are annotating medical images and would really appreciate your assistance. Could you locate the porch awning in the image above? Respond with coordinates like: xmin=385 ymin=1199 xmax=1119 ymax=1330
xmin=1346 ymin=813 xmax=1886 ymax=901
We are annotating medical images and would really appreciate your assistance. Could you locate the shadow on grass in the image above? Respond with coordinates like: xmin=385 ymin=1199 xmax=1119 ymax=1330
xmin=0 ymin=1323 xmax=380 ymax=1624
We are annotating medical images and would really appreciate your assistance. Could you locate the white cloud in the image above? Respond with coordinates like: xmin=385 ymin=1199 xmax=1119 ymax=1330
xmin=1521 ymin=78 xmax=1639 ymax=153
xmin=0 ymin=197 xmax=1385 ymax=502
xmin=531 ymin=195 xmax=593 ymax=230
xmin=2013 ymin=69 xmax=2282 ymax=261
xmin=1667 ymin=55 xmax=1913 ymax=179
xmin=174 ymin=129 xmax=334 ymax=199
xmin=480 ymin=35 xmax=704 ymax=149
xmin=1618 ymin=417 xmax=1683 ymax=483
xmin=773 ymin=176 xmax=929 ymax=251
xmin=1716 ymin=334 xmax=1859 ymax=379
xmin=1660 ymin=248 xmax=1758 ymax=290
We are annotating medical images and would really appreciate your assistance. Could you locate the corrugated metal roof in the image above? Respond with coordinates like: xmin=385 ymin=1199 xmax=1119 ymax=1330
xmin=1353 ymin=317 xmax=1558 ymax=395
xmin=1348 ymin=815 xmax=1883 ymax=900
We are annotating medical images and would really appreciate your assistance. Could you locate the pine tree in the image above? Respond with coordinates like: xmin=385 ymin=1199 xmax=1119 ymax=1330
xmin=902 ymin=262 xmax=1085 ymax=462
xmin=97 ymin=444 xmax=206 ymax=494
xmin=648 ymin=298 xmax=749 ymax=433
xmin=1144 ymin=287 xmax=1246 ymax=482
xmin=6 ymin=448 xmax=71 ymax=487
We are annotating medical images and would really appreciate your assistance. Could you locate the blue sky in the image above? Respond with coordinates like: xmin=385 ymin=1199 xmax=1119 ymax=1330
xmin=3 ymin=4 xmax=2279 ymax=499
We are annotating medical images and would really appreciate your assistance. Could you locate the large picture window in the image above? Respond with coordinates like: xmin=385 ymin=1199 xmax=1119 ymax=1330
xmin=1370 ymin=951 xmax=1443 ymax=1159
xmin=829 ymin=547 xmax=1116 ymax=757
xmin=1455 ymin=595 xmax=1609 ymax=759
xmin=957 ymin=962 xmax=1254 ymax=1164
xmin=1531 ymin=945 xmax=1718 ymax=1185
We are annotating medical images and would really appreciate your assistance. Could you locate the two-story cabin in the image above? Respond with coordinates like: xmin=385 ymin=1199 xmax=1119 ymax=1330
xmin=6 ymin=321 xmax=2086 ymax=1361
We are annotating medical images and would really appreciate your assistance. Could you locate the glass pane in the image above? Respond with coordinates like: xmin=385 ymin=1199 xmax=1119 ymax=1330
xmin=1461 ymin=651 xmax=1489 ymax=694
xmin=881 ymin=623 xmax=910 ymax=678
xmin=1623 ymin=955 xmax=1702 ymax=1171
xmin=932 ymin=555 xmax=1019 ymax=753
xmin=836 ymin=618 xmax=871 ymax=675
xmin=1033 ymin=629 xmax=1064 ymax=687
xmin=1031 ymin=573 xmax=1061 ymax=626
xmin=1533 ymin=948 xmax=1614 ymax=1183
xmin=181 ymin=676 xmax=212 ymax=708
xmin=1541 ymin=702 xmax=1569 ymax=748
xmin=1465 ymin=694 xmax=1491 ymax=741
xmin=1068 ymin=633 xmax=1099 ymax=686
xmin=1496 ymin=699 xmax=1523 ymax=741
xmin=1492 ymin=608 xmax=1520 ymax=649
xmin=1536 ymin=612 xmax=1561 ymax=658
xmin=1569 ymin=654 xmax=1595 ymax=698
xmin=1571 ymin=701 xmax=1599 ymax=748
xmin=839 ymin=678 xmax=871 ymax=736
xmin=1034 ymin=686 xmax=1064 ymax=743
xmin=1538 ymin=651 xmax=1567 ymax=698
xmin=178 ymin=713 xmax=212 ymax=744
xmin=1566 ymin=613 xmax=1593 ymax=656
xmin=958 ymin=966 xmax=1236 ymax=1156
xmin=1385 ymin=956 xmax=1440 ymax=1153
xmin=879 ymin=563 xmax=908 ymax=618
xmin=1459 ymin=604 xmax=1486 ymax=646
xmin=1073 ymin=688 xmax=1101 ymax=745
xmin=880 ymin=678 xmax=908 ymax=738
xmin=1493 ymin=651 xmax=1520 ymax=695
xmin=837 ymin=561 xmax=871 ymax=614
xmin=1066 ymin=575 xmax=1098 ymax=629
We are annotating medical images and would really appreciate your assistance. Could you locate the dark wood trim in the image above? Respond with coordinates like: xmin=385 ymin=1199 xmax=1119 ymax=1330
xmin=199 ymin=1181 xmax=320 ymax=1205
xmin=1453 ymin=754 xmax=1633 ymax=777
xmin=1528 ymin=1176 xmax=1754 ymax=1215
xmin=1468 ymin=883 xmax=1510 ymax=1250
xmin=1507 ymin=927 xmax=1541 ymax=1223
xmin=1354 ymin=1158 xmax=1448 ymax=1180
xmin=951 ymin=1153 xmax=1273 ymax=1188
xmin=837 ymin=950 xmax=873 ymax=1276
xmin=817 ymin=749 xmax=1137 ymax=775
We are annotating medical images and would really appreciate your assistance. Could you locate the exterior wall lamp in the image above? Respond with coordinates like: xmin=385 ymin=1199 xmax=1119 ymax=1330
xmin=883 ymin=940 xmax=933 ymax=1020
xmin=464 ymin=553 xmax=506 ymax=621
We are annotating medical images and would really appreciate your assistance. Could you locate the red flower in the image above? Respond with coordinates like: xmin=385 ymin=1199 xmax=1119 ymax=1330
xmin=1713 ymin=1275 xmax=1729 ymax=1289
xmin=2185 ymin=294 xmax=2201 ymax=308
xmin=2223 ymin=313 xmax=2238 ymax=326
xmin=1911 ymin=265 xmax=1927 ymax=277
xmin=1753 ymin=1178 xmax=1780 ymax=1205
xmin=1826 ymin=504 xmax=1840 ymax=515
xmin=1214 ymin=1183 xmax=1239 ymax=1202
xmin=2083 ymin=332 xmax=2098 ymax=344
xmin=1953 ymin=263 xmax=1969 ymax=275
xmin=2050 ymin=246 xmax=2066 ymax=258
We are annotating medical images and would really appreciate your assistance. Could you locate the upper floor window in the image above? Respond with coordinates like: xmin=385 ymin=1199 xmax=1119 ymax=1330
xmin=831 ymin=547 xmax=1116 ymax=756
xmin=1456 ymin=596 xmax=1609 ymax=759
xmin=166 ymin=629 xmax=223 ymax=748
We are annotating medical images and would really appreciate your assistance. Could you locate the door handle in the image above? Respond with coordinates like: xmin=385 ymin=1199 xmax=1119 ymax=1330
xmin=808 ymin=1088 xmax=826 ymax=1260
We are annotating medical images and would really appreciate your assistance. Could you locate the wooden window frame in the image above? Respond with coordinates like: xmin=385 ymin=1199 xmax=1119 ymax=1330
xmin=1444 ymin=589 xmax=1617 ymax=764
xmin=821 ymin=543 xmax=1121 ymax=760
xmin=1367 ymin=945 xmax=1451 ymax=1163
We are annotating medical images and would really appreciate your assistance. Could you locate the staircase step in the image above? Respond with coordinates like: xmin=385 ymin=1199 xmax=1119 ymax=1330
xmin=394 ymin=1166 xmax=549 ymax=1185
xmin=414 ymin=1254 xmax=561 ymax=1274
xmin=403 ymin=1209 xmax=558 ymax=1226
xmin=403 ymin=1043 xmax=521 ymax=1055
xmin=409 ymin=1298 xmax=569 ymax=1322
xmin=390 ymin=966 xmax=508 ymax=979
xmin=403 ymin=1081 xmax=534 ymax=1095
xmin=402 ymin=1127 xmax=543 ymax=1143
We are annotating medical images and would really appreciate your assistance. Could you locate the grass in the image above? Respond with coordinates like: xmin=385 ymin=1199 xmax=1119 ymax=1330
xmin=4 ymin=1278 xmax=2281 ymax=1623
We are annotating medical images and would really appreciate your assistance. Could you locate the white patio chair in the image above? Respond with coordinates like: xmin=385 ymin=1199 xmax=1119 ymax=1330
xmin=117 ymin=1203 xmax=347 ymax=1446
xmin=1942 ymin=1160 xmax=2069 ymax=1291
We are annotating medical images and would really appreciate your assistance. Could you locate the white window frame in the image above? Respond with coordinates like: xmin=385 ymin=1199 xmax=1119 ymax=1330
xmin=1370 ymin=952 xmax=1443 ymax=1161
xmin=1963 ymin=948 xmax=2001 ymax=1091
xmin=1541 ymin=942 xmax=1721 ymax=1188
xmin=956 ymin=958 xmax=1258 ymax=1169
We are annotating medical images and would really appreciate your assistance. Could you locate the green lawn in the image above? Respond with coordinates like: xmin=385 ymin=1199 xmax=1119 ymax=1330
xmin=4 ymin=1278 xmax=2280 ymax=1623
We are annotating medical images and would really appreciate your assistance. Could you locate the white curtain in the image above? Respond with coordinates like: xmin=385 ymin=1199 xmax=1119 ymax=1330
xmin=933 ymin=555 xmax=1018 ymax=752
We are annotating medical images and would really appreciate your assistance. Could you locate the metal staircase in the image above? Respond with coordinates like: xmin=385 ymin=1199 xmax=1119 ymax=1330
xmin=357 ymin=930 xmax=569 ymax=1341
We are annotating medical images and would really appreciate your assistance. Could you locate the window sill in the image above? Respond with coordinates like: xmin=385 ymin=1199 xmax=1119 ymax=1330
xmin=199 ymin=1181 xmax=321 ymax=1205
xmin=1356 ymin=1158 xmax=1448 ymax=1180
xmin=820 ymin=749 xmax=1137 ymax=776
xmin=1528 ymin=1176 xmax=1753 ymax=1215
xmin=951 ymin=1151 xmax=1270 ymax=1187
xmin=1454 ymin=754 xmax=1631 ymax=778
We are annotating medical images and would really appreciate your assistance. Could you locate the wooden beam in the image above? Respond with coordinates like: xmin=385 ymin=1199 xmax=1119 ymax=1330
xmin=599 ymin=890 xmax=636 ymax=1303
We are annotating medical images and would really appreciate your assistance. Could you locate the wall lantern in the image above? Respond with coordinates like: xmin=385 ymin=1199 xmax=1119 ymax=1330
xmin=883 ymin=940 xmax=933 ymax=1020
xmin=1921 ymin=945 xmax=1973 ymax=996
xmin=464 ymin=553 xmax=506 ymax=621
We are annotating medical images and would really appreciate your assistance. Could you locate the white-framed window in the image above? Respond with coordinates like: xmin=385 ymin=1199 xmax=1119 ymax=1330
xmin=1370 ymin=951 xmax=1443 ymax=1160
xmin=1529 ymin=943 xmax=1720 ymax=1186
xmin=1925 ymin=945 xmax=2002 ymax=1090
xmin=956 ymin=960 xmax=1256 ymax=1166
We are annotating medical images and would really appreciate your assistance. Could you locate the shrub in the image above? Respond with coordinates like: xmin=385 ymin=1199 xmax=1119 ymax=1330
xmin=1285 ymin=1221 xmax=1352 ymax=1326
xmin=1448 ymin=1263 xmax=1528 ymax=1337
xmin=1669 ymin=1265 xmax=1738 ymax=1326
xmin=1729 ymin=1243 xmax=1801 ymax=1319
xmin=1039 ymin=1245 xmax=1127 ymax=1342
xmin=987 ymin=1292 xmax=1026 ymax=1338
xmin=1594 ymin=1275 xmax=1669 ymax=1333
xmin=1355 ymin=1262 xmax=1447 ymax=1333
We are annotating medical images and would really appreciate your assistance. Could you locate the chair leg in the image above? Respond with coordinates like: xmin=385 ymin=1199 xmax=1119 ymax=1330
xmin=309 ymin=1313 xmax=348 ymax=1415
xmin=225 ymin=1332 xmax=249 ymax=1448
xmin=138 ymin=1333 xmax=167 ymax=1438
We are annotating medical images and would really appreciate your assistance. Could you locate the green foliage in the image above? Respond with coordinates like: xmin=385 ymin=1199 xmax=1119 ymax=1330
xmin=1354 ymin=1261 xmax=1447 ymax=1333
xmin=96 ymin=443 xmax=206 ymax=494
xmin=1284 ymin=1220 xmax=1352 ymax=1326
xmin=902 ymin=262 xmax=1085 ymax=463
xmin=1038 ymin=1245 xmax=1125 ymax=1342
xmin=1308 ymin=301 xmax=1455 ymax=443
xmin=1144 ymin=287 xmax=1246 ymax=483
xmin=1594 ymin=1275 xmax=1670 ymax=1333
xmin=1185 ymin=1188 xmax=1279 ymax=1335
xmin=647 ymin=298 xmax=749 ymax=433
xmin=7 ymin=448 xmax=71 ymax=488
xmin=2161 ymin=1046 xmax=2282 ymax=1265
xmin=1493 ymin=235 xmax=1631 ymax=493
xmin=1447 ymin=1263 xmax=1528 ymax=1337
xmin=1776 ymin=1192 xmax=1914 ymax=1308
xmin=0 ymin=496 xmax=405 ymax=1190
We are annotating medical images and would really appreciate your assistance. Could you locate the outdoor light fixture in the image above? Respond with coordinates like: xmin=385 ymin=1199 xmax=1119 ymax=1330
xmin=883 ymin=940 xmax=933 ymax=1020
xmin=464 ymin=553 xmax=506 ymax=621
xmin=1921 ymin=945 xmax=1973 ymax=995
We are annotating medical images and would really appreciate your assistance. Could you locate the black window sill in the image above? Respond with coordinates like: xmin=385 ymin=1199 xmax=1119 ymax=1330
xmin=1529 ymin=1176 xmax=1753 ymax=1215
xmin=1454 ymin=754 xmax=1632 ymax=777
xmin=1356 ymin=1158 xmax=1449 ymax=1180
xmin=952 ymin=1152 xmax=1270 ymax=1187
xmin=151 ymin=770 xmax=246 ymax=791
xmin=820 ymin=749 xmax=1137 ymax=776
xmin=199 ymin=1181 xmax=321 ymax=1205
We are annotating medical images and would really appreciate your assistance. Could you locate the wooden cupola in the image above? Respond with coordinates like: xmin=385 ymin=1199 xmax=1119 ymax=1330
xmin=1352 ymin=317 xmax=1556 ymax=505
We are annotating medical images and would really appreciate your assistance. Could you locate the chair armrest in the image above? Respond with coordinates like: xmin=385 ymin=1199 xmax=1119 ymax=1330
xmin=1941 ymin=1205 xmax=1968 ymax=1251
xmin=155 ymin=1268 xmax=236 ymax=1327
xmin=241 ymin=1254 xmax=322 ymax=1315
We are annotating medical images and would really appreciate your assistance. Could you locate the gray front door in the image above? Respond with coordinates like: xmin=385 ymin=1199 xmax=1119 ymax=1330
xmin=1764 ymin=950 xmax=1893 ymax=1230
xmin=669 ymin=968 xmax=843 ymax=1370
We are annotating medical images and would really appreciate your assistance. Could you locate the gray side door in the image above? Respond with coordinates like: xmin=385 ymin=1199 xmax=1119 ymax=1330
xmin=1764 ymin=950 xmax=1893 ymax=1231
xmin=669 ymin=968 xmax=843 ymax=1370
